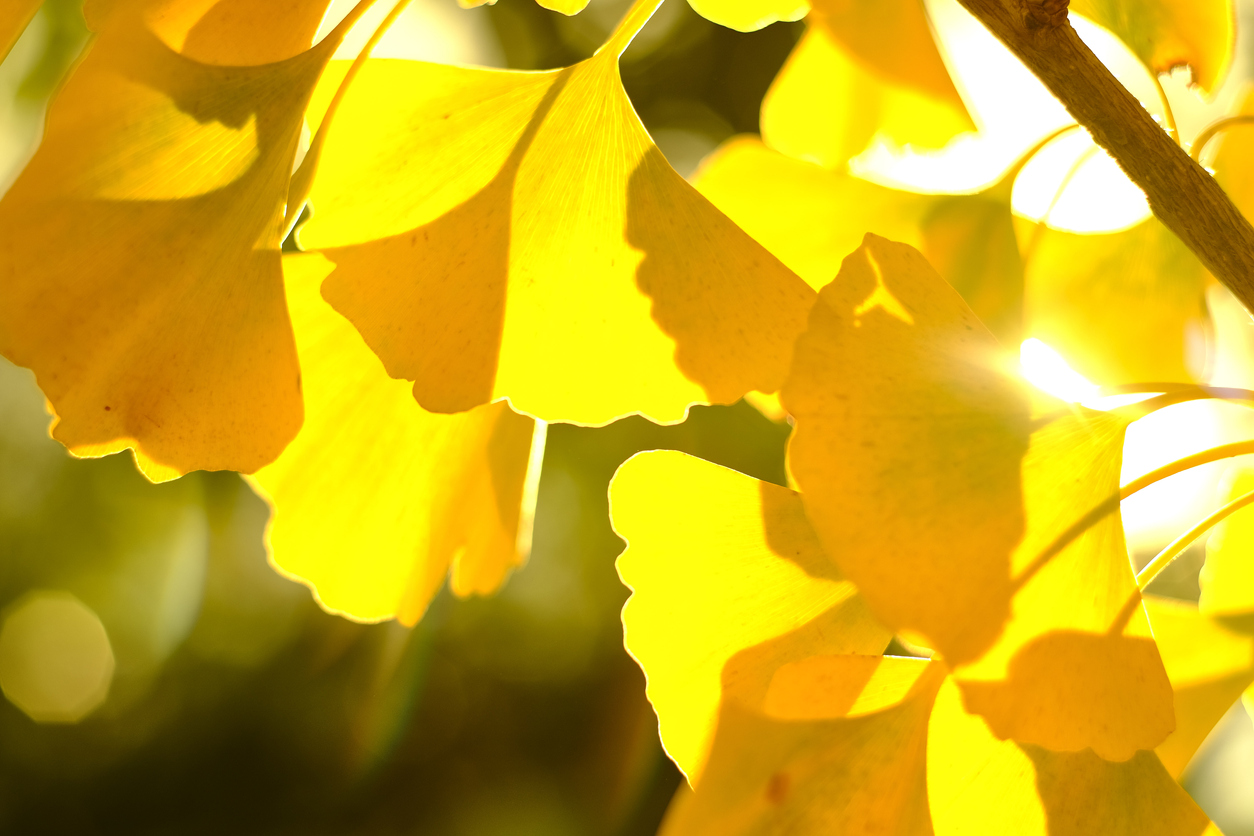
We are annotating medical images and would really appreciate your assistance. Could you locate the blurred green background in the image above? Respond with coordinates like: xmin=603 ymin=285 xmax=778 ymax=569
xmin=3 ymin=0 xmax=1254 ymax=833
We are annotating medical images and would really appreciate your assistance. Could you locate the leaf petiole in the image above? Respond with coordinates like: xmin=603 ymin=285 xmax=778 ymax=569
xmin=1014 ymin=438 xmax=1254 ymax=588
xmin=1190 ymin=115 xmax=1254 ymax=162
xmin=1135 ymin=485 xmax=1254 ymax=590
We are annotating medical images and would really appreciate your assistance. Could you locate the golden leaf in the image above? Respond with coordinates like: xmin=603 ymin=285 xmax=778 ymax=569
xmin=612 ymin=450 xmax=891 ymax=782
xmin=660 ymin=658 xmax=945 ymax=836
xmin=1143 ymin=595 xmax=1254 ymax=777
xmin=929 ymin=677 xmax=1216 ymax=836
xmin=1071 ymin=0 xmax=1234 ymax=93
xmin=695 ymin=137 xmax=1024 ymax=344
xmin=247 ymin=254 xmax=539 ymax=626
xmin=784 ymin=234 xmax=1173 ymax=759
xmin=760 ymin=0 xmax=973 ymax=169
xmin=1200 ymin=467 xmax=1254 ymax=629
xmin=0 ymin=0 xmax=357 ymax=480
xmin=1020 ymin=217 xmax=1208 ymax=387
xmin=0 ymin=0 xmax=41 ymax=63
xmin=297 ymin=0 xmax=815 ymax=426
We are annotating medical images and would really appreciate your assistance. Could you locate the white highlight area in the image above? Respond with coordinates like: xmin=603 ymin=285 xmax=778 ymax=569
xmin=1019 ymin=338 xmax=1101 ymax=403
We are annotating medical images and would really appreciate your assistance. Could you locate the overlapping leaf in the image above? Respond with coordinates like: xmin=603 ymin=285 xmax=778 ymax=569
xmin=660 ymin=657 xmax=945 ymax=836
xmin=783 ymin=235 xmax=1172 ymax=759
xmin=1020 ymin=217 xmax=1208 ymax=386
xmin=928 ymin=677 xmax=1217 ymax=836
xmin=297 ymin=0 xmax=815 ymax=427
xmin=1070 ymin=0 xmax=1234 ymax=93
xmin=613 ymin=450 xmax=891 ymax=781
xmin=694 ymin=137 xmax=1025 ymax=344
xmin=1 ymin=0 xmax=41 ymax=63
xmin=611 ymin=424 xmax=1210 ymax=833
xmin=761 ymin=0 xmax=973 ymax=169
xmin=0 ymin=0 xmax=354 ymax=479
xmin=248 ymin=255 xmax=539 ymax=625
xmin=1143 ymin=595 xmax=1254 ymax=776
xmin=1199 ymin=467 xmax=1254 ymax=631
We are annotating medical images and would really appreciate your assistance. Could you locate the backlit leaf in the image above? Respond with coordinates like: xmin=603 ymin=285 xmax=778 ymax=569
xmin=1200 ymin=467 xmax=1254 ymax=630
xmin=660 ymin=658 xmax=946 ymax=836
xmin=0 ymin=0 xmax=351 ymax=479
xmin=1143 ymin=595 xmax=1254 ymax=777
xmin=1019 ymin=217 xmax=1208 ymax=387
xmin=784 ymin=235 xmax=1173 ymax=759
xmin=694 ymin=137 xmax=1024 ymax=344
xmin=761 ymin=0 xmax=973 ymax=169
xmin=1070 ymin=0 xmax=1234 ymax=93
xmin=929 ymin=677 xmax=1217 ymax=836
xmin=247 ymin=254 xmax=539 ymax=626
xmin=298 ymin=0 xmax=815 ymax=426
xmin=1 ymin=0 xmax=41 ymax=63
xmin=685 ymin=0 xmax=807 ymax=32
xmin=612 ymin=450 xmax=891 ymax=782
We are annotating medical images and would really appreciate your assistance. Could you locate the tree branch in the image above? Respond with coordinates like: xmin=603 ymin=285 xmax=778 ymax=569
xmin=956 ymin=0 xmax=1254 ymax=312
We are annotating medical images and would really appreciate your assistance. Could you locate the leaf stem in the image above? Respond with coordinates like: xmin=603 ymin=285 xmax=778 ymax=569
xmin=1136 ymin=486 xmax=1254 ymax=590
xmin=1190 ymin=115 xmax=1254 ymax=162
xmin=1013 ymin=438 xmax=1254 ymax=589
xmin=1149 ymin=73 xmax=1179 ymax=145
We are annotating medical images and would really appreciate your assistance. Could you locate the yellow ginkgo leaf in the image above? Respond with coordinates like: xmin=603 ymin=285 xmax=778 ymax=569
xmin=0 ymin=0 xmax=362 ymax=480
xmin=693 ymin=136 xmax=931 ymax=290
xmin=611 ymin=450 xmax=891 ymax=782
xmin=298 ymin=0 xmax=815 ymax=427
xmin=1070 ymin=0 xmax=1234 ymax=93
xmin=928 ymin=677 xmax=1218 ymax=836
xmin=1212 ymin=88 xmax=1254 ymax=248
xmin=784 ymin=234 xmax=1174 ymax=759
xmin=85 ymin=0 xmax=335 ymax=66
xmin=684 ymin=0 xmax=807 ymax=33
xmin=783 ymin=233 xmax=1030 ymax=667
xmin=1200 ymin=468 xmax=1254 ymax=629
xmin=457 ymin=0 xmax=590 ymax=14
xmin=247 ymin=254 xmax=539 ymax=626
xmin=1020 ymin=217 xmax=1208 ymax=387
xmin=1143 ymin=595 xmax=1254 ymax=777
xmin=694 ymin=136 xmax=1026 ymax=345
xmin=1 ymin=0 xmax=41 ymax=63
xmin=761 ymin=0 xmax=972 ymax=169
xmin=660 ymin=658 xmax=946 ymax=836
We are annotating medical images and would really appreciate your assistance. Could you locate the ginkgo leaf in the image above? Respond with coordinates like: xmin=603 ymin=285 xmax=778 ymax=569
xmin=1200 ymin=467 xmax=1254 ymax=629
xmin=1 ymin=0 xmax=41 ymax=63
xmin=783 ymin=234 xmax=1174 ymax=759
xmin=611 ymin=450 xmax=892 ymax=782
xmin=782 ymin=233 xmax=1029 ymax=666
xmin=761 ymin=0 xmax=973 ymax=168
xmin=659 ymin=658 xmax=946 ymax=836
xmin=928 ymin=677 xmax=1218 ymax=836
xmin=1212 ymin=89 xmax=1254 ymax=208
xmin=1143 ymin=595 xmax=1254 ymax=777
xmin=297 ymin=0 xmax=815 ymax=427
xmin=694 ymin=136 xmax=1025 ymax=344
xmin=0 ymin=0 xmax=357 ymax=480
xmin=1070 ymin=0 xmax=1234 ymax=93
xmin=685 ymin=0 xmax=806 ymax=32
xmin=247 ymin=254 xmax=539 ymax=626
xmin=85 ymin=0 xmax=335 ymax=66
xmin=693 ymin=136 xmax=931 ymax=289
xmin=1019 ymin=217 xmax=1208 ymax=387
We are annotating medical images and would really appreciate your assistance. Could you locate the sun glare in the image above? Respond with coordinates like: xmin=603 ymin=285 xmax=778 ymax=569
xmin=1019 ymin=338 xmax=1101 ymax=402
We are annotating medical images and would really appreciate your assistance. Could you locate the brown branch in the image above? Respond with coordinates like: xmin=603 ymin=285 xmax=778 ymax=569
xmin=956 ymin=0 xmax=1254 ymax=312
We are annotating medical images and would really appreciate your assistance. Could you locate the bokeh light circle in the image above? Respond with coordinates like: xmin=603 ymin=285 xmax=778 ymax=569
xmin=0 ymin=591 xmax=114 ymax=724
